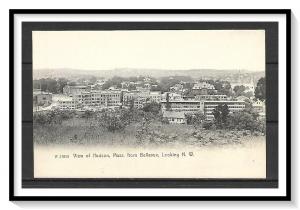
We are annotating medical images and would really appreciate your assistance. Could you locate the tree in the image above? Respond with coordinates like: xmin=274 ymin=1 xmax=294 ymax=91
xmin=227 ymin=111 xmax=265 ymax=133
xmin=233 ymin=85 xmax=246 ymax=96
xmin=128 ymin=84 xmax=136 ymax=91
xmin=81 ymin=110 xmax=94 ymax=119
xmin=97 ymin=111 xmax=126 ymax=133
xmin=142 ymin=102 xmax=161 ymax=114
xmin=102 ymin=76 xmax=124 ymax=90
xmin=166 ymin=93 xmax=171 ymax=111
xmin=33 ymin=110 xmax=75 ymax=125
xmin=212 ymin=104 xmax=229 ymax=128
xmin=255 ymin=77 xmax=266 ymax=101
xmin=158 ymin=76 xmax=192 ymax=92
xmin=202 ymin=121 xmax=214 ymax=130
xmin=33 ymin=78 xmax=63 ymax=93
xmin=57 ymin=78 xmax=69 ymax=93
xmin=97 ymin=109 xmax=135 ymax=133
xmin=128 ymin=99 xmax=135 ymax=111
xmin=150 ymin=84 xmax=163 ymax=92
xmin=185 ymin=112 xmax=206 ymax=128
xmin=89 ymin=76 xmax=97 ymax=84
xmin=227 ymin=112 xmax=254 ymax=130
xmin=68 ymin=81 xmax=77 ymax=86
xmin=207 ymin=80 xmax=233 ymax=96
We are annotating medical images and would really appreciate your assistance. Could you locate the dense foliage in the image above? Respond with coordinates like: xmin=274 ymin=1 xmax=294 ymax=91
xmin=212 ymin=104 xmax=230 ymax=129
xmin=255 ymin=77 xmax=266 ymax=101
xmin=185 ymin=112 xmax=206 ymax=128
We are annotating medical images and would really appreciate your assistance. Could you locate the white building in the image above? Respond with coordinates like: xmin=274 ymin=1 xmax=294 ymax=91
xmin=192 ymin=82 xmax=215 ymax=90
xmin=161 ymin=99 xmax=245 ymax=120
xmin=123 ymin=91 xmax=161 ymax=109
xmin=63 ymin=85 xmax=89 ymax=96
xmin=161 ymin=92 xmax=183 ymax=101
xmin=161 ymin=100 xmax=204 ymax=113
xmin=203 ymin=101 xmax=245 ymax=121
xmin=163 ymin=111 xmax=186 ymax=124
xmin=192 ymin=82 xmax=216 ymax=95
xmin=170 ymin=84 xmax=184 ymax=92
xmin=252 ymin=100 xmax=266 ymax=119
xmin=55 ymin=95 xmax=79 ymax=110
xmin=195 ymin=94 xmax=228 ymax=101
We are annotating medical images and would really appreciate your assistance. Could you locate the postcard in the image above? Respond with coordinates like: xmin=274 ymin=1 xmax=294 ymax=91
xmin=32 ymin=30 xmax=266 ymax=178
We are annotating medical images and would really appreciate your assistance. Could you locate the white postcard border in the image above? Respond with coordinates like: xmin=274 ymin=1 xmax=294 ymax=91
xmin=14 ymin=13 xmax=287 ymax=197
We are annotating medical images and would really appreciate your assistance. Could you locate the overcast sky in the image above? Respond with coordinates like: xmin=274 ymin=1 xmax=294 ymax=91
xmin=33 ymin=30 xmax=265 ymax=72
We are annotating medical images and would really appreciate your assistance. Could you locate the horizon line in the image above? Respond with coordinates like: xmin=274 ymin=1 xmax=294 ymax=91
xmin=34 ymin=68 xmax=265 ymax=72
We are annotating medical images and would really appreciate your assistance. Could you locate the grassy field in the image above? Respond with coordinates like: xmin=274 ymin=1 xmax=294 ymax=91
xmin=33 ymin=117 xmax=265 ymax=147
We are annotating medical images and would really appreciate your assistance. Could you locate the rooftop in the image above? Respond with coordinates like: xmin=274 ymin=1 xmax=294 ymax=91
xmin=33 ymin=91 xmax=52 ymax=96
xmin=52 ymin=94 xmax=73 ymax=102
xmin=68 ymin=85 xmax=87 ymax=89
xmin=163 ymin=111 xmax=186 ymax=119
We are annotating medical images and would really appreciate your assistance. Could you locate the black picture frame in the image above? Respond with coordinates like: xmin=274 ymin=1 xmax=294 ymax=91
xmin=9 ymin=9 xmax=291 ymax=201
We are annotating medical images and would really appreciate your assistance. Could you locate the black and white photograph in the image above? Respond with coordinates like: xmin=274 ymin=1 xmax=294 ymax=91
xmin=8 ymin=8 xmax=292 ymax=201
xmin=32 ymin=29 xmax=267 ymax=178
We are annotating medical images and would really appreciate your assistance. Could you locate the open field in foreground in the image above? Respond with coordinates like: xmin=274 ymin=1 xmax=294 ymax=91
xmin=34 ymin=118 xmax=265 ymax=148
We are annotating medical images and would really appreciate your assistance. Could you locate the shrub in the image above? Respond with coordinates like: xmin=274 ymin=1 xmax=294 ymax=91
xmin=33 ymin=110 xmax=76 ymax=125
xmin=202 ymin=121 xmax=214 ymax=130
xmin=142 ymin=102 xmax=161 ymax=114
xmin=227 ymin=111 xmax=265 ymax=133
xmin=185 ymin=112 xmax=205 ymax=128
xmin=96 ymin=109 xmax=138 ymax=133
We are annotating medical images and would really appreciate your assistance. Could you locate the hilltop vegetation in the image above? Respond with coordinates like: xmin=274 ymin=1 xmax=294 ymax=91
xmin=33 ymin=105 xmax=265 ymax=146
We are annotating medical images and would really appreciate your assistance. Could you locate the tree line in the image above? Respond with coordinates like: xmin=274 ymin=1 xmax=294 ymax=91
xmin=34 ymin=101 xmax=265 ymax=134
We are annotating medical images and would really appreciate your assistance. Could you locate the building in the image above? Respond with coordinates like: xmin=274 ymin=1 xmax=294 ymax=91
xmin=123 ymin=91 xmax=161 ymax=109
xmin=203 ymin=101 xmax=245 ymax=121
xmin=148 ymin=91 xmax=162 ymax=103
xmin=136 ymin=86 xmax=150 ymax=92
xmin=33 ymin=89 xmax=52 ymax=106
xmin=161 ymin=92 xmax=183 ymax=101
xmin=63 ymin=85 xmax=89 ymax=96
xmin=143 ymin=77 xmax=152 ymax=83
xmin=122 ymin=91 xmax=139 ymax=107
xmin=161 ymin=99 xmax=245 ymax=120
xmin=101 ymin=90 xmax=122 ymax=107
xmin=144 ymin=83 xmax=151 ymax=89
xmin=133 ymin=94 xmax=148 ymax=109
xmin=161 ymin=100 xmax=204 ymax=113
xmin=193 ymin=82 xmax=215 ymax=90
xmin=163 ymin=111 xmax=186 ymax=124
xmin=56 ymin=95 xmax=79 ymax=110
xmin=252 ymin=100 xmax=266 ymax=119
xmin=170 ymin=84 xmax=184 ymax=93
xmin=195 ymin=94 xmax=228 ymax=101
xmin=192 ymin=82 xmax=216 ymax=95
xmin=73 ymin=90 xmax=122 ymax=108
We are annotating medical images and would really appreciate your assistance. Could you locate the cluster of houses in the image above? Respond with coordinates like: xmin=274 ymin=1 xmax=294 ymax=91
xmin=33 ymin=80 xmax=265 ymax=124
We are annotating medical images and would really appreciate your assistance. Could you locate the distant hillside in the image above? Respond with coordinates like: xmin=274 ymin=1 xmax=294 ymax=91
xmin=33 ymin=68 xmax=264 ymax=81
